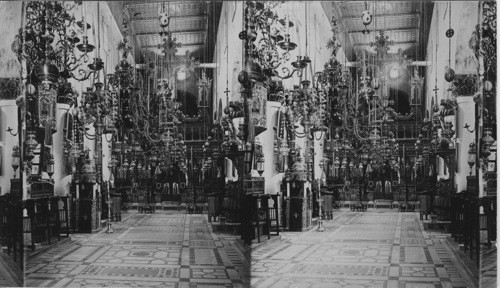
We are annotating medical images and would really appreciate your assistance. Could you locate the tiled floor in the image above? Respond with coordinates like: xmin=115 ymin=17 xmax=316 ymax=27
xmin=26 ymin=211 xmax=250 ymax=288
xmin=251 ymin=210 xmax=476 ymax=288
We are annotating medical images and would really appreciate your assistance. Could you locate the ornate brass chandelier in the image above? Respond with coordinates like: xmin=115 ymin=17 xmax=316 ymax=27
xmin=111 ymin=7 xmax=188 ymax=184
xmin=241 ymin=1 xmax=311 ymax=81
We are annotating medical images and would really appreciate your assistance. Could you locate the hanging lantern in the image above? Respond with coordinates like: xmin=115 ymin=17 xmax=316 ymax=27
xmin=365 ymin=164 xmax=372 ymax=174
xmin=481 ymin=127 xmax=495 ymax=158
xmin=122 ymin=158 xmax=129 ymax=170
xmin=358 ymin=162 xmax=363 ymax=172
xmin=47 ymin=154 xmax=55 ymax=180
xmin=467 ymin=142 xmax=476 ymax=175
xmin=341 ymin=158 xmax=347 ymax=170
xmin=482 ymin=127 xmax=495 ymax=147
xmin=256 ymin=157 xmax=265 ymax=176
xmin=11 ymin=145 xmax=20 ymax=178
xmin=26 ymin=132 xmax=39 ymax=151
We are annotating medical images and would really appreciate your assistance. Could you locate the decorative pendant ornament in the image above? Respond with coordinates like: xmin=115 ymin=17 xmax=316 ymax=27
xmin=444 ymin=2 xmax=455 ymax=83
xmin=238 ymin=30 xmax=247 ymax=40
xmin=445 ymin=67 xmax=455 ymax=82
xmin=361 ymin=11 xmax=372 ymax=34
xmin=483 ymin=80 xmax=493 ymax=92
xmin=158 ymin=12 xmax=170 ymax=28
xmin=361 ymin=2 xmax=372 ymax=34
xmin=238 ymin=70 xmax=249 ymax=85
xmin=445 ymin=28 xmax=454 ymax=38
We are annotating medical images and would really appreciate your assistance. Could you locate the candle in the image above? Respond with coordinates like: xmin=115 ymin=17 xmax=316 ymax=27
xmin=286 ymin=14 xmax=289 ymax=35
xmin=83 ymin=3 xmax=87 ymax=37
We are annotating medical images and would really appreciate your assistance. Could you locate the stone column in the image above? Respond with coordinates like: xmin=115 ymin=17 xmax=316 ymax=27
xmin=53 ymin=103 xmax=70 ymax=196
xmin=261 ymin=101 xmax=281 ymax=192
xmin=455 ymin=96 xmax=475 ymax=191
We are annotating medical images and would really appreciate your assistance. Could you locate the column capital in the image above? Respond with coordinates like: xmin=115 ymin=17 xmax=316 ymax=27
xmin=451 ymin=74 xmax=478 ymax=97
xmin=455 ymin=95 xmax=475 ymax=105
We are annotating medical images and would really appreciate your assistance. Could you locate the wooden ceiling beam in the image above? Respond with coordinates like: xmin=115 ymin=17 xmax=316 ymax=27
xmin=136 ymin=30 xmax=207 ymax=36
xmin=353 ymin=41 xmax=417 ymax=47
xmin=131 ymin=14 xmax=206 ymax=22
xmin=125 ymin=1 xmax=205 ymax=7
xmin=342 ymin=12 xmax=420 ymax=20
xmin=348 ymin=28 xmax=417 ymax=34
xmin=142 ymin=43 xmax=205 ymax=49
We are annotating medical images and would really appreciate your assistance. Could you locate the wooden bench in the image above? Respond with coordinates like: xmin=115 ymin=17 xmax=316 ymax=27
xmin=161 ymin=201 xmax=179 ymax=210
xmin=350 ymin=202 xmax=367 ymax=212
xmin=340 ymin=200 xmax=352 ymax=208
xmin=423 ymin=220 xmax=451 ymax=232
xmin=409 ymin=201 xmax=420 ymax=209
xmin=138 ymin=205 xmax=155 ymax=213
xmin=178 ymin=203 xmax=187 ymax=211
xmin=374 ymin=199 xmax=393 ymax=208
xmin=398 ymin=202 xmax=416 ymax=212
xmin=154 ymin=202 xmax=163 ymax=210
xmin=187 ymin=205 xmax=203 ymax=214
xmin=211 ymin=221 xmax=241 ymax=233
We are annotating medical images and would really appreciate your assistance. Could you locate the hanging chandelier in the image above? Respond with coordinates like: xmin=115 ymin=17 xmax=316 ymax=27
xmin=110 ymin=7 xmax=190 ymax=183
xmin=240 ymin=1 xmax=311 ymax=81
xmin=12 ymin=2 xmax=105 ymax=83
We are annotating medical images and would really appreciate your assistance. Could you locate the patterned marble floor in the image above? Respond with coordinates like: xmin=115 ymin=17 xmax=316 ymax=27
xmin=251 ymin=210 xmax=476 ymax=288
xmin=26 ymin=211 xmax=250 ymax=288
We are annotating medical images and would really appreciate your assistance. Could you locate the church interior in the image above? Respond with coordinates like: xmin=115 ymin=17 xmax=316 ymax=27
xmin=0 ymin=1 xmax=496 ymax=287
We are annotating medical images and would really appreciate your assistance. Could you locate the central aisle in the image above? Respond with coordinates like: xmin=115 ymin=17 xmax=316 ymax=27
xmin=251 ymin=211 xmax=475 ymax=288
xmin=26 ymin=211 xmax=250 ymax=287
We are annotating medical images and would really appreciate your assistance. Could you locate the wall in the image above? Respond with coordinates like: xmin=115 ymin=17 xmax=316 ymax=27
xmin=0 ymin=2 xmax=130 ymax=197
xmin=426 ymin=2 xmax=479 ymax=111
xmin=0 ymin=1 xmax=23 ymax=194
xmin=0 ymin=2 xmax=22 ymax=78
xmin=425 ymin=2 xmax=479 ymax=190
xmin=213 ymin=1 xmax=244 ymax=116
xmin=213 ymin=2 xmax=346 ymax=194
